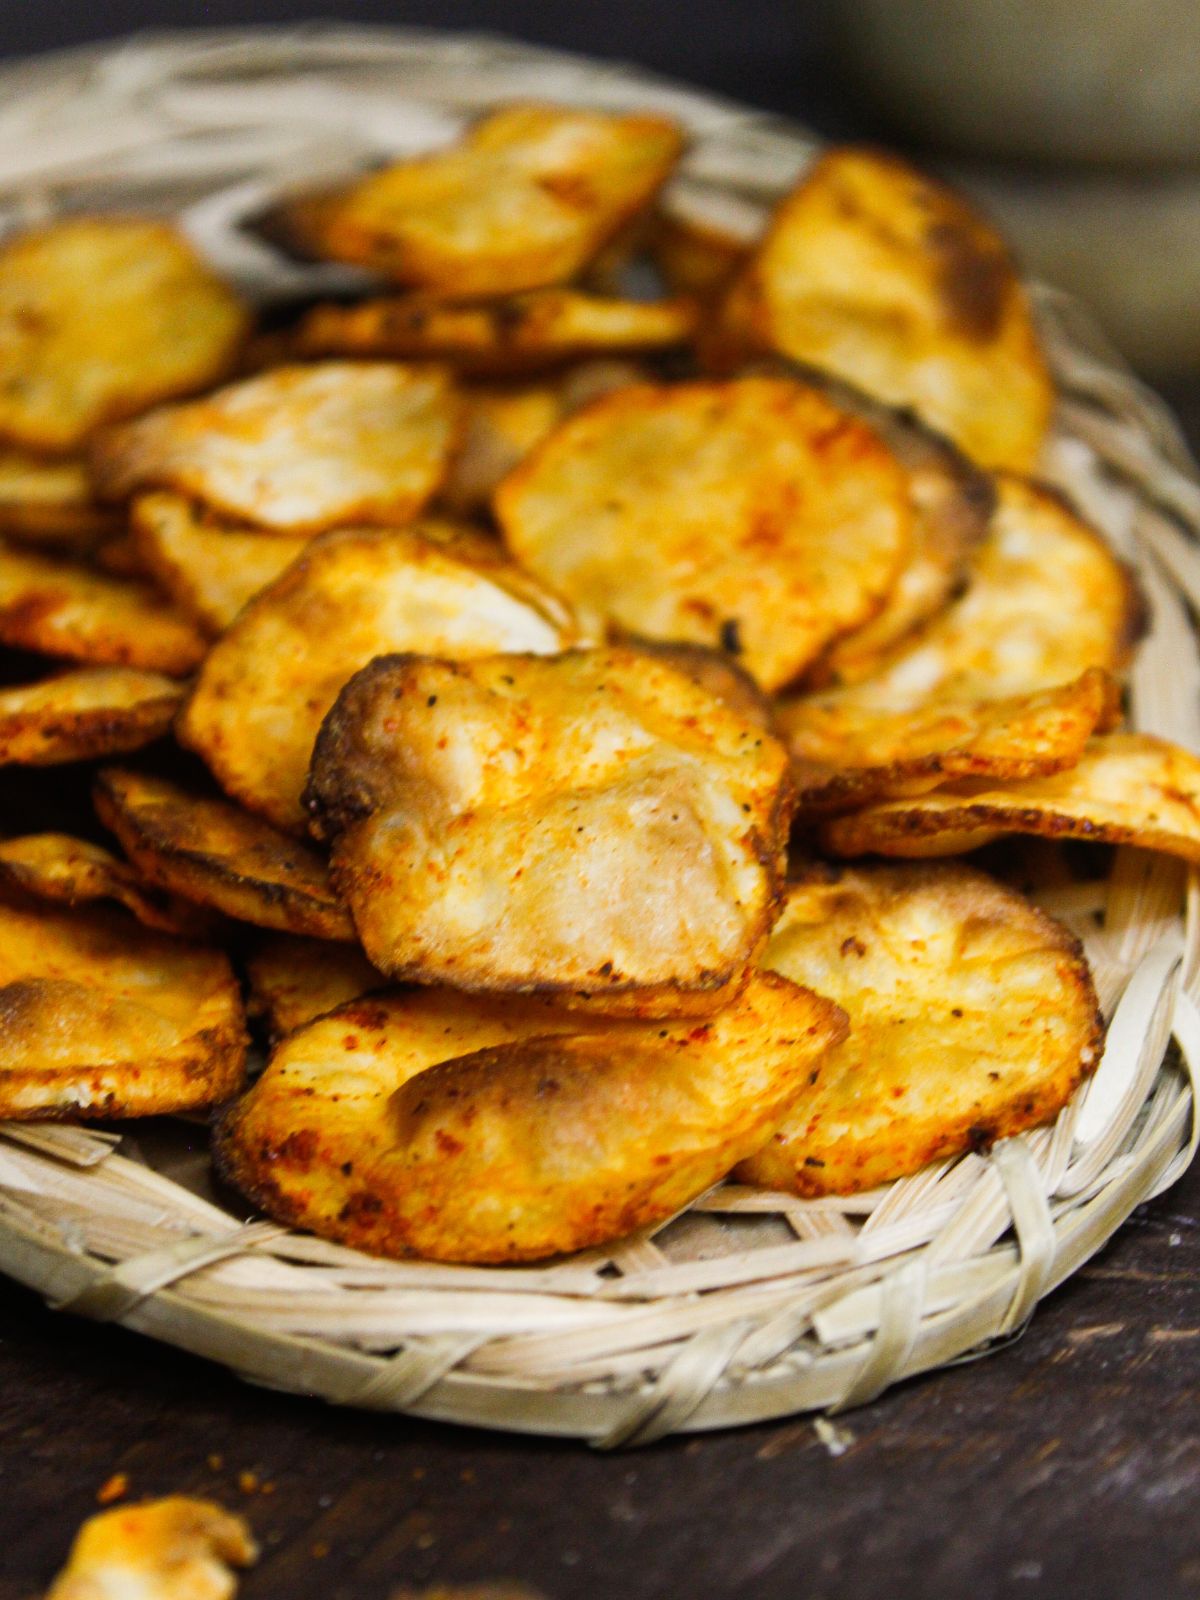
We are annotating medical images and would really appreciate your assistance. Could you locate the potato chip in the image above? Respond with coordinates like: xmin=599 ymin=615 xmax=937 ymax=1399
xmin=789 ymin=669 xmax=1121 ymax=813
xmin=822 ymin=733 xmax=1200 ymax=863
xmin=628 ymin=640 xmax=775 ymax=729
xmin=737 ymin=864 xmax=1102 ymax=1196
xmin=0 ymin=450 xmax=117 ymax=549
xmin=245 ymin=933 xmax=382 ymax=1040
xmin=0 ymin=666 xmax=182 ymax=766
xmin=131 ymin=493 xmax=308 ymax=633
xmin=215 ymin=971 xmax=845 ymax=1262
xmin=649 ymin=186 xmax=761 ymax=298
xmin=496 ymin=375 xmax=913 ymax=691
xmin=779 ymin=475 xmax=1142 ymax=805
xmin=0 ymin=893 xmax=246 ymax=1119
xmin=179 ymin=526 xmax=578 ymax=832
xmin=0 ymin=832 xmax=204 ymax=934
xmin=93 ymin=767 xmax=354 ymax=940
xmin=265 ymin=103 xmax=683 ymax=296
xmin=0 ymin=216 xmax=247 ymax=454
xmin=0 ymin=543 xmax=207 ymax=673
xmin=46 ymin=1497 xmax=256 ymax=1600
xmin=89 ymin=362 xmax=458 ymax=535
xmin=719 ymin=148 xmax=1053 ymax=471
xmin=294 ymin=289 xmax=698 ymax=376
xmin=306 ymin=648 xmax=795 ymax=1012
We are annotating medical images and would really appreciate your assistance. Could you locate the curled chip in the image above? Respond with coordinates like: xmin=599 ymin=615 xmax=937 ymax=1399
xmin=94 ymin=767 xmax=354 ymax=941
xmin=306 ymin=648 xmax=795 ymax=1012
xmin=0 ymin=543 xmax=207 ymax=673
xmin=90 ymin=362 xmax=458 ymax=535
xmin=788 ymin=669 xmax=1121 ymax=813
xmin=737 ymin=864 xmax=1102 ymax=1196
xmin=0 ymin=893 xmax=246 ymax=1120
xmin=179 ymin=526 xmax=577 ymax=832
xmin=265 ymin=103 xmax=683 ymax=296
xmin=779 ymin=476 xmax=1142 ymax=807
xmin=0 ymin=450 xmax=117 ymax=549
xmin=822 ymin=733 xmax=1200 ymax=862
xmin=46 ymin=1496 xmax=257 ymax=1600
xmin=496 ymin=376 xmax=912 ymax=691
xmin=294 ymin=289 xmax=698 ymax=376
xmin=245 ymin=934 xmax=382 ymax=1041
xmin=0 ymin=217 xmax=247 ymax=454
xmin=215 ymin=972 xmax=845 ymax=1262
xmin=131 ymin=493 xmax=308 ymax=633
xmin=0 ymin=833 xmax=204 ymax=934
xmin=718 ymin=148 xmax=1053 ymax=472
xmin=0 ymin=666 xmax=182 ymax=766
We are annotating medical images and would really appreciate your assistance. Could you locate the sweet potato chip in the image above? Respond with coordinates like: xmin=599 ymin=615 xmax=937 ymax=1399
xmin=0 ymin=216 xmax=247 ymax=454
xmin=266 ymin=103 xmax=683 ymax=296
xmin=94 ymin=767 xmax=354 ymax=940
xmin=179 ymin=526 xmax=578 ymax=832
xmin=0 ymin=543 xmax=207 ymax=673
xmin=822 ymin=733 xmax=1200 ymax=862
xmin=131 ymin=492 xmax=308 ymax=633
xmin=306 ymin=648 xmax=795 ymax=1012
xmin=245 ymin=934 xmax=382 ymax=1040
xmin=215 ymin=971 xmax=845 ymax=1262
xmin=0 ymin=833 xmax=204 ymax=934
xmin=0 ymin=666 xmax=182 ymax=766
xmin=718 ymin=148 xmax=1053 ymax=471
xmin=46 ymin=1496 xmax=257 ymax=1600
xmin=90 ymin=362 xmax=457 ymax=535
xmin=779 ymin=476 xmax=1142 ymax=805
xmin=496 ymin=375 xmax=912 ymax=691
xmin=737 ymin=864 xmax=1102 ymax=1195
xmin=788 ymin=669 xmax=1121 ymax=813
xmin=294 ymin=289 xmax=698 ymax=376
xmin=0 ymin=450 xmax=117 ymax=549
xmin=0 ymin=893 xmax=246 ymax=1119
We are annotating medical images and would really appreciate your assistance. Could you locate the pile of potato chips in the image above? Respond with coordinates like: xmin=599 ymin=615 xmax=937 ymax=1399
xmin=2 ymin=107 xmax=1197 ymax=1264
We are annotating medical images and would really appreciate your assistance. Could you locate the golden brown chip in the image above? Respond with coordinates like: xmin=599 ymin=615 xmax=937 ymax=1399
xmin=0 ymin=217 xmax=248 ymax=454
xmin=245 ymin=933 xmax=382 ymax=1040
xmin=0 ymin=833 xmax=204 ymax=934
xmin=718 ymin=147 xmax=1053 ymax=472
xmin=496 ymin=375 xmax=913 ymax=691
xmin=306 ymin=648 xmax=795 ymax=1012
xmin=215 ymin=971 xmax=845 ymax=1263
xmin=736 ymin=864 xmax=1102 ymax=1196
xmin=94 ymin=767 xmax=354 ymax=941
xmin=0 ymin=450 xmax=118 ymax=549
xmin=788 ymin=669 xmax=1121 ymax=813
xmin=627 ymin=639 xmax=776 ymax=729
xmin=294 ymin=289 xmax=698 ymax=376
xmin=0 ymin=542 xmax=207 ymax=673
xmin=0 ymin=894 xmax=246 ymax=1119
xmin=266 ymin=103 xmax=683 ymax=295
xmin=90 ymin=362 xmax=458 ymax=535
xmin=178 ymin=526 xmax=578 ymax=833
xmin=0 ymin=666 xmax=182 ymax=766
xmin=822 ymin=732 xmax=1200 ymax=862
xmin=779 ymin=475 xmax=1142 ymax=805
xmin=46 ymin=1496 xmax=257 ymax=1600
xmin=131 ymin=492 xmax=308 ymax=633
xmin=649 ymin=186 xmax=761 ymax=298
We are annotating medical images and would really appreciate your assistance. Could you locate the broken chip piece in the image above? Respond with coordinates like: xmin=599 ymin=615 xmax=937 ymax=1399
xmin=90 ymin=362 xmax=458 ymax=535
xmin=178 ymin=526 xmax=578 ymax=832
xmin=215 ymin=972 xmax=845 ymax=1262
xmin=0 ymin=216 xmax=247 ymax=454
xmin=0 ymin=666 xmax=183 ymax=766
xmin=45 ymin=1496 xmax=257 ymax=1600
xmin=94 ymin=767 xmax=355 ymax=940
xmin=737 ymin=863 xmax=1102 ymax=1195
xmin=821 ymin=732 xmax=1200 ymax=862
xmin=496 ymin=375 xmax=912 ymax=691
xmin=305 ymin=647 xmax=795 ymax=1011
xmin=265 ymin=103 xmax=684 ymax=296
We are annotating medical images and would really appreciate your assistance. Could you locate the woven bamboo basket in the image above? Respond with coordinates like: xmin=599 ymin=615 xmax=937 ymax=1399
xmin=0 ymin=26 xmax=1198 ymax=1448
